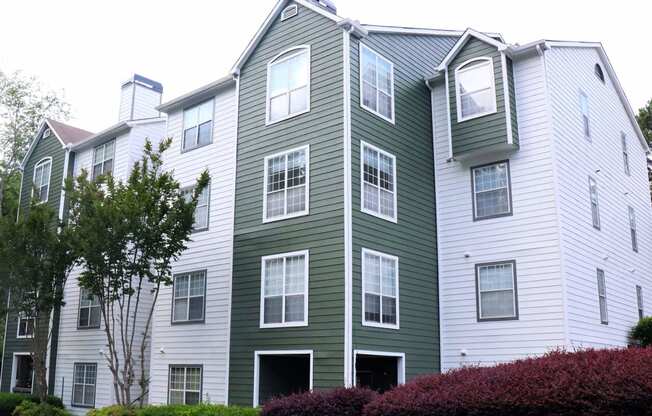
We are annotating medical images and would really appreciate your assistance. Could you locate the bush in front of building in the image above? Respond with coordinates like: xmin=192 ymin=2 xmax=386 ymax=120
xmin=11 ymin=400 xmax=71 ymax=416
xmin=363 ymin=347 xmax=652 ymax=416
xmin=260 ymin=387 xmax=377 ymax=416
xmin=86 ymin=404 xmax=259 ymax=416
xmin=631 ymin=316 xmax=652 ymax=347
xmin=0 ymin=393 xmax=64 ymax=416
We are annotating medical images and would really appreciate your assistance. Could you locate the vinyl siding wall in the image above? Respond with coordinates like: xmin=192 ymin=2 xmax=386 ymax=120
xmin=228 ymin=2 xmax=345 ymax=406
xmin=149 ymin=86 xmax=237 ymax=405
xmin=545 ymin=46 xmax=652 ymax=348
xmin=434 ymin=50 xmax=566 ymax=370
xmin=350 ymin=33 xmax=456 ymax=380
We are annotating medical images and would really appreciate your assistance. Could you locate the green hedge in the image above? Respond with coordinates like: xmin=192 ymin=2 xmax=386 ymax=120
xmin=0 ymin=392 xmax=64 ymax=415
xmin=11 ymin=400 xmax=71 ymax=416
xmin=87 ymin=404 xmax=259 ymax=416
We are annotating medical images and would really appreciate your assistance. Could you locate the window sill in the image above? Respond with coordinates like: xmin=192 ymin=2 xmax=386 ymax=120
xmin=265 ymin=108 xmax=310 ymax=126
xmin=457 ymin=109 xmax=497 ymax=123
xmin=191 ymin=226 xmax=209 ymax=234
xmin=181 ymin=141 xmax=213 ymax=154
xmin=171 ymin=319 xmax=206 ymax=326
xmin=77 ymin=325 xmax=101 ymax=330
xmin=71 ymin=403 xmax=95 ymax=409
xmin=263 ymin=210 xmax=309 ymax=224
xmin=477 ymin=315 xmax=518 ymax=322
xmin=362 ymin=321 xmax=399 ymax=330
xmin=16 ymin=335 xmax=34 ymax=339
xmin=473 ymin=211 xmax=512 ymax=222
xmin=361 ymin=208 xmax=397 ymax=223
xmin=260 ymin=321 xmax=308 ymax=329
xmin=360 ymin=104 xmax=395 ymax=125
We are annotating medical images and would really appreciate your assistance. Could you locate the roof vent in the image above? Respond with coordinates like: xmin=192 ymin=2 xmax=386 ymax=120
xmin=42 ymin=128 xmax=51 ymax=138
xmin=281 ymin=4 xmax=298 ymax=21
xmin=309 ymin=0 xmax=337 ymax=14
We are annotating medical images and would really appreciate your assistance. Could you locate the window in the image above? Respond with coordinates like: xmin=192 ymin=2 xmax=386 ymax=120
xmin=622 ymin=133 xmax=630 ymax=176
xmin=361 ymin=142 xmax=396 ymax=222
xmin=17 ymin=314 xmax=35 ymax=338
xmin=92 ymin=140 xmax=115 ymax=179
xmin=78 ymin=288 xmax=101 ymax=329
xmin=362 ymin=249 xmax=399 ymax=328
xmin=471 ymin=161 xmax=512 ymax=220
xmin=360 ymin=44 xmax=394 ymax=122
xmin=267 ymin=46 xmax=310 ymax=124
xmin=260 ymin=251 xmax=309 ymax=327
xmin=72 ymin=363 xmax=97 ymax=408
xmin=32 ymin=158 xmax=51 ymax=203
xmin=595 ymin=63 xmax=605 ymax=83
xmin=182 ymin=185 xmax=210 ymax=231
xmin=476 ymin=261 xmax=518 ymax=321
xmin=597 ymin=269 xmax=608 ymax=324
xmin=281 ymin=4 xmax=298 ymax=20
xmin=637 ymin=285 xmax=644 ymax=320
xmin=455 ymin=58 xmax=497 ymax=122
xmin=588 ymin=177 xmax=600 ymax=230
xmin=580 ymin=92 xmax=590 ymax=139
xmin=169 ymin=366 xmax=202 ymax=405
xmin=263 ymin=146 xmax=309 ymax=221
xmin=629 ymin=206 xmax=638 ymax=252
xmin=172 ymin=271 xmax=206 ymax=323
xmin=183 ymin=100 xmax=213 ymax=151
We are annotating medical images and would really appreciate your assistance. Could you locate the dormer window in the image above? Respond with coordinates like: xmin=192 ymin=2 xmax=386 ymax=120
xmin=267 ymin=46 xmax=310 ymax=124
xmin=455 ymin=58 xmax=497 ymax=122
xmin=594 ymin=64 xmax=605 ymax=83
xmin=281 ymin=4 xmax=298 ymax=21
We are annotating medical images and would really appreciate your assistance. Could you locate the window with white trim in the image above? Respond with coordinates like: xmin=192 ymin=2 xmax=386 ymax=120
xmin=589 ymin=176 xmax=600 ymax=230
xmin=261 ymin=251 xmax=308 ymax=327
xmin=360 ymin=44 xmax=394 ymax=122
xmin=172 ymin=271 xmax=206 ymax=323
xmin=267 ymin=47 xmax=310 ymax=123
xmin=32 ymin=158 xmax=51 ymax=203
xmin=472 ymin=161 xmax=511 ymax=220
xmin=183 ymin=100 xmax=213 ymax=151
xmin=169 ymin=366 xmax=202 ymax=405
xmin=17 ymin=314 xmax=35 ymax=338
xmin=78 ymin=288 xmax=101 ymax=329
xmin=72 ymin=363 xmax=97 ymax=407
xmin=637 ymin=285 xmax=644 ymax=320
xmin=629 ymin=206 xmax=638 ymax=252
xmin=92 ymin=139 xmax=115 ymax=179
xmin=455 ymin=58 xmax=496 ymax=121
xmin=362 ymin=249 xmax=398 ymax=328
xmin=622 ymin=133 xmax=630 ymax=176
xmin=264 ymin=146 xmax=309 ymax=221
xmin=597 ymin=269 xmax=608 ymax=324
xmin=476 ymin=261 xmax=518 ymax=320
xmin=361 ymin=143 xmax=396 ymax=221
xmin=182 ymin=185 xmax=210 ymax=231
xmin=580 ymin=92 xmax=590 ymax=139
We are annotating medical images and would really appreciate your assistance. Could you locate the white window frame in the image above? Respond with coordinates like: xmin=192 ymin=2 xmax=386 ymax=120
xmin=32 ymin=157 xmax=52 ymax=203
xmin=253 ymin=350 xmax=313 ymax=407
xmin=454 ymin=57 xmax=497 ymax=122
xmin=353 ymin=350 xmax=405 ymax=387
xmin=360 ymin=142 xmax=397 ymax=223
xmin=265 ymin=45 xmax=311 ymax=125
xmin=361 ymin=248 xmax=399 ymax=329
xmin=171 ymin=270 xmax=207 ymax=324
xmin=168 ymin=365 xmax=203 ymax=405
xmin=262 ymin=145 xmax=310 ymax=222
xmin=16 ymin=313 xmax=35 ymax=339
xmin=10 ymin=352 xmax=34 ymax=394
xmin=259 ymin=250 xmax=309 ymax=328
xmin=359 ymin=43 xmax=395 ymax=124
xmin=476 ymin=261 xmax=518 ymax=321
xmin=622 ymin=132 xmax=630 ymax=176
xmin=182 ymin=184 xmax=210 ymax=232
xmin=637 ymin=285 xmax=644 ymax=320
xmin=629 ymin=206 xmax=638 ymax=253
xmin=589 ymin=176 xmax=600 ymax=230
xmin=92 ymin=139 xmax=115 ymax=179
xmin=580 ymin=91 xmax=590 ymax=140
xmin=280 ymin=4 xmax=298 ymax=20
xmin=471 ymin=160 xmax=512 ymax=221
xmin=77 ymin=287 xmax=101 ymax=329
xmin=597 ymin=268 xmax=608 ymax=324
xmin=72 ymin=362 xmax=97 ymax=408
xmin=182 ymin=100 xmax=214 ymax=152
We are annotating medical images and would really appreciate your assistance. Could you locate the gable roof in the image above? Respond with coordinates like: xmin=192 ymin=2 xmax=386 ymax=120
xmin=20 ymin=118 xmax=94 ymax=170
xmin=436 ymin=28 xmax=508 ymax=71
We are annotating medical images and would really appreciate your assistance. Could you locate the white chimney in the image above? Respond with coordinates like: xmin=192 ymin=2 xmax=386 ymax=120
xmin=118 ymin=74 xmax=163 ymax=122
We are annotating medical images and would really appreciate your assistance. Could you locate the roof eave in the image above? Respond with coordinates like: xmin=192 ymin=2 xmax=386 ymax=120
xmin=157 ymin=76 xmax=235 ymax=113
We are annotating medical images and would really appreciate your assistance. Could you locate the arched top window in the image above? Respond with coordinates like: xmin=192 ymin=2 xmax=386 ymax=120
xmin=594 ymin=63 xmax=605 ymax=83
xmin=266 ymin=46 xmax=310 ymax=124
xmin=455 ymin=57 xmax=497 ymax=122
xmin=33 ymin=157 xmax=52 ymax=203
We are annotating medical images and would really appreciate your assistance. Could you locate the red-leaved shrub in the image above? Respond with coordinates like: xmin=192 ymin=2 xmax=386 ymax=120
xmin=261 ymin=387 xmax=377 ymax=416
xmin=364 ymin=348 xmax=652 ymax=416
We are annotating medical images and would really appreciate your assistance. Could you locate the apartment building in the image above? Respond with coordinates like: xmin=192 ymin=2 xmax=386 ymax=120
xmin=2 ymin=0 xmax=650 ymax=411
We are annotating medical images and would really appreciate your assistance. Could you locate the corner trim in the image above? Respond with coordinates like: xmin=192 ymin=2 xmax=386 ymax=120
xmin=500 ymin=52 xmax=514 ymax=144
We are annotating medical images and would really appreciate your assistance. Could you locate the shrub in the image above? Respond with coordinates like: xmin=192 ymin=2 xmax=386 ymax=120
xmin=364 ymin=348 xmax=652 ymax=416
xmin=631 ymin=316 xmax=652 ymax=347
xmin=261 ymin=387 xmax=377 ymax=416
xmin=0 ymin=393 xmax=64 ymax=415
xmin=87 ymin=404 xmax=259 ymax=416
xmin=12 ymin=400 xmax=71 ymax=416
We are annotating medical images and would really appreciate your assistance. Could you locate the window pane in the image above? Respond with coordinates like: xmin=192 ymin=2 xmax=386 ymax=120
xmin=363 ymin=147 xmax=379 ymax=186
xmin=364 ymin=253 xmax=381 ymax=294
xmin=364 ymin=293 xmax=380 ymax=323
xmin=90 ymin=307 xmax=101 ymax=327
xmin=267 ymin=156 xmax=286 ymax=192
xmin=378 ymin=154 xmax=393 ymax=191
xmin=475 ymin=189 xmax=509 ymax=218
xmin=289 ymin=87 xmax=308 ymax=115
xmin=264 ymin=259 xmax=284 ymax=296
xmin=288 ymin=52 xmax=308 ymax=90
xmin=174 ymin=299 xmax=188 ymax=321
xmin=270 ymin=60 xmax=289 ymax=97
xmin=378 ymin=91 xmax=392 ymax=119
xmin=185 ymin=392 xmax=200 ymax=405
xmin=73 ymin=385 xmax=84 ymax=404
xmin=381 ymin=296 xmax=396 ymax=324
xmin=183 ymin=127 xmax=197 ymax=149
xmin=363 ymin=183 xmax=379 ymax=213
xmin=94 ymin=147 xmax=104 ymax=165
xmin=184 ymin=107 xmax=198 ymax=129
xmin=264 ymin=297 xmax=283 ymax=324
xmin=169 ymin=391 xmax=184 ymax=404
xmin=266 ymin=191 xmax=285 ymax=218
xmin=285 ymin=294 xmax=304 ymax=322
xmin=79 ymin=308 xmax=89 ymax=327
xmin=84 ymin=384 xmax=95 ymax=405
xmin=461 ymin=89 xmax=494 ymax=118
xmin=379 ymin=189 xmax=394 ymax=218
xmin=287 ymin=151 xmax=306 ymax=187
xmin=479 ymin=264 xmax=514 ymax=291
xmin=458 ymin=62 xmax=492 ymax=94
xmin=481 ymin=290 xmax=515 ymax=317
xmin=285 ymin=255 xmax=305 ymax=294
xmin=474 ymin=163 xmax=510 ymax=218
xmin=381 ymin=258 xmax=396 ymax=296
xmin=175 ymin=276 xmax=189 ymax=298
xmin=189 ymin=297 xmax=204 ymax=320
xmin=194 ymin=206 xmax=208 ymax=229
xmin=185 ymin=367 xmax=201 ymax=390
xmin=169 ymin=368 xmax=185 ymax=390
xmin=361 ymin=48 xmax=377 ymax=85
xmin=104 ymin=141 xmax=114 ymax=159
xmin=198 ymin=101 xmax=213 ymax=124
xmin=103 ymin=159 xmax=113 ymax=175
xmin=189 ymin=274 xmax=204 ymax=297
xmin=362 ymin=81 xmax=377 ymax=110
xmin=377 ymin=59 xmax=392 ymax=94
xmin=197 ymin=121 xmax=212 ymax=146
xmin=286 ymin=187 xmax=306 ymax=214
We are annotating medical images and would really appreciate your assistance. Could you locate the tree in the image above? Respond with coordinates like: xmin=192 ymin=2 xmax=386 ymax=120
xmin=636 ymin=99 xmax=652 ymax=144
xmin=0 ymin=199 xmax=77 ymax=400
xmin=0 ymin=70 xmax=71 ymax=218
xmin=66 ymin=138 xmax=208 ymax=406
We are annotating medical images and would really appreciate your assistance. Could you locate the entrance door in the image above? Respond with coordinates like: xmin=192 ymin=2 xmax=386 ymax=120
xmin=12 ymin=354 xmax=33 ymax=393
xmin=255 ymin=352 xmax=312 ymax=406
xmin=355 ymin=352 xmax=403 ymax=393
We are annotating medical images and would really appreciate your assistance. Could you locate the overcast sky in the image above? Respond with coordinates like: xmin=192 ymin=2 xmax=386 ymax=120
xmin=1 ymin=0 xmax=650 ymax=132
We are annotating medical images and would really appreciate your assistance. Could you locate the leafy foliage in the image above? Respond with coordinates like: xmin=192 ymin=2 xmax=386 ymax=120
xmin=261 ymin=387 xmax=377 ymax=416
xmin=631 ymin=317 xmax=652 ymax=347
xmin=87 ymin=404 xmax=259 ymax=416
xmin=11 ymin=400 xmax=71 ymax=416
xmin=636 ymin=98 xmax=652 ymax=144
xmin=0 ymin=392 xmax=64 ymax=415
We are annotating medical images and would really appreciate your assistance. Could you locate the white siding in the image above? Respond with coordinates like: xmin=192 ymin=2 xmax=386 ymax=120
xmin=434 ymin=51 xmax=566 ymax=371
xmin=119 ymin=83 xmax=162 ymax=122
xmin=545 ymin=46 xmax=652 ymax=348
xmin=149 ymin=86 xmax=237 ymax=405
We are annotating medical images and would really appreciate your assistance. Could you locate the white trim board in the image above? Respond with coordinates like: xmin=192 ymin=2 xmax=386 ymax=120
xmin=252 ymin=350 xmax=313 ymax=407
xmin=353 ymin=350 xmax=405 ymax=386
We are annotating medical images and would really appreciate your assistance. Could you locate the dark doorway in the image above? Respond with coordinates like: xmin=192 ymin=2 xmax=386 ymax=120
xmin=258 ymin=354 xmax=310 ymax=405
xmin=13 ymin=355 xmax=33 ymax=393
xmin=355 ymin=354 xmax=399 ymax=393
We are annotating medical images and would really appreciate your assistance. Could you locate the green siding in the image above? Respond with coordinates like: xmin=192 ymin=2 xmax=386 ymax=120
xmin=449 ymin=37 xmax=518 ymax=156
xmin=228 ymin=2 xmax=345 ymax=406
xmin=507 ymin=57 xmax=519 ymax=145
xmin=350 ymin=33 xmax=455 ymax=380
